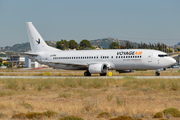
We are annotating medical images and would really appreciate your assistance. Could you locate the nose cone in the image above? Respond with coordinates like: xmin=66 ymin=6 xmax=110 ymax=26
xmin=170 ymin=57 xmax=176 ymax=66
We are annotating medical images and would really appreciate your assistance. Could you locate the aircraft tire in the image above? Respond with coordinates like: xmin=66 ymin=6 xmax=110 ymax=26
xmin=84 ymin=71 xmax=91 ymax=76
xmin=155 ymin=72 xmax=160 ymax=76
xmin=100 ymin=73 xmax=107 ymax=76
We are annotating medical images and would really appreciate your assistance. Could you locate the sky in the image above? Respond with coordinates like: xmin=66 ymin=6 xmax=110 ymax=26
xmin=0 ymin=0 xmax=180 ymax=47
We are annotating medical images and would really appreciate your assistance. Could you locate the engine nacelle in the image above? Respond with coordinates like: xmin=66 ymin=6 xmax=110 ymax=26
xmin=88 ymin=63 xmax=108 ymax=74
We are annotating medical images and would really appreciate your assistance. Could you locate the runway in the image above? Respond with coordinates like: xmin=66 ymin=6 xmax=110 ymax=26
xmin=0 ymin=76 xmax=180 ymax=79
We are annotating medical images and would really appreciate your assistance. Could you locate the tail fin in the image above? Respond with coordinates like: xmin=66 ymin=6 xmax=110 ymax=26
xmin=26 ymin=22 xmax=60 ymax=52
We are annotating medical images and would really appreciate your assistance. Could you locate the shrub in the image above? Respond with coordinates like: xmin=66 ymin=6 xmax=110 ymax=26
xmin=107 ymin=94 xmax=113 ymax=102
xmin=97 ymin=111 xmax=111 ymax=118
xmin=26 ymin=112 xmax=43 ymax=119
xmin=37 ymin=86 xmax=42 ymax=91
xmin=6 ymin=80 xmax=19 ymax=90
xmin=132 ymin=113 xmax=144 ymax=119
xmin=12 ymin=111 xmax=58 ymax=119
xmin=170 ymin=82 xmax=179 ymax=91
xmin=116 ymin=97 xmax=125 ymax=106
xmin=59 ymin=92 xmax=71 ymax=98
xmin=0 ymin=113 xmax=6 ymax=118
xmin=12 ymin=113 xmax=26 ymax=119
xmin=60 ymin=115 xmax=83 ymax=120
xmin=153 ymin=112 xmax=163 ymax=118
xmin=109 ymin=115 xmax=134 ymax=120
xmin=162 ymin=107 xmax=180 ymax=117
xmin=57 ymin=73 xmax=62 ymax=76
xmin=0 ymin=91 xmax=12 ymax=96
xmin=22 ymin=102 xmax=32 ymax=109
xmin=42 ymin=110 xmax=58 ymax=117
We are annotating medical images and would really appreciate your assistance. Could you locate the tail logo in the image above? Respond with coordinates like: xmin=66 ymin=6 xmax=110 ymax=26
xmin=36 ymin=38 xmax=40 ymax=45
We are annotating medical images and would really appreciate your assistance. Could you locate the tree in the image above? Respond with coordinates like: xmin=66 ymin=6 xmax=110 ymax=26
xmin=56 ymin=39 xmax=69 ymax=50
xmin=0 ymin=58 xmax=3 ymax=63
xmin=45 ymin=41 xmax=50 ymax=46
xmin=69 ymin=40 xmax=79 ymax=49
xmin=79 ymin=39 xmax=91 ymax=49
xmin=0 ymin=58 xmax=3 ymax=66
xmin=174 ymin=48 xmax=179 ymax=52
xmin=109 ymin=42 xmax=119 ymax=49
xmin=125 ymin=41 xmax=131 ymax=49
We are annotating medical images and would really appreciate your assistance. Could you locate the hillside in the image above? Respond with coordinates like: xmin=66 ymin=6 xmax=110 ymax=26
xmin=0 ymin=38 xmax=177 ymax=52
xmin=173 ymin=42 xmax=180 ymax=48
xmin=90 ymin=38 xmax=139 ymax=48
xmin=0 ymin=41 xmax=56 ymax=52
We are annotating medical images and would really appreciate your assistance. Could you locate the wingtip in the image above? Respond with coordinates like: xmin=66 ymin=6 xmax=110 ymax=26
xmin=26 ymin=22 xmax=32 ymax=24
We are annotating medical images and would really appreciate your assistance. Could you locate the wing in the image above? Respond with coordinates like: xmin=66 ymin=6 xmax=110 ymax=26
xmin=49 ymin=61 xmax=88 ymax=67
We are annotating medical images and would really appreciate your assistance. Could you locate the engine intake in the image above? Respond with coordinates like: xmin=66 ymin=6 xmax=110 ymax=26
xmin=88 ymin=63 xmax=108 ymax=74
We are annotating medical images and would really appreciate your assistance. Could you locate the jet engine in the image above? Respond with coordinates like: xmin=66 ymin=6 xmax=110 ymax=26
xmin=88 ymin=63 xmax=108 ymax=74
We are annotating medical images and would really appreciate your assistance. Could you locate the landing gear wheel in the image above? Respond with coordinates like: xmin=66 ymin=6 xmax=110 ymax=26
xmin=100 ymin=73 xmax=107 ymax=76
xmin=155 ymin=72 xmax=160 ymax=76
xmin=84 ymin=71 xmax=91 ymax=76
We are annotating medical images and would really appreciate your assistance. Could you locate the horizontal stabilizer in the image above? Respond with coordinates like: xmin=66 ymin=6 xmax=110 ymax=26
xmin=14 ymin=52 xmax=38 ymax=56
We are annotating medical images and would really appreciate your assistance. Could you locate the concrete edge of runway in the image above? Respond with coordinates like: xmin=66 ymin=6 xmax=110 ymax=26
xmin=0 ymin=76 xmax=180 ymax=79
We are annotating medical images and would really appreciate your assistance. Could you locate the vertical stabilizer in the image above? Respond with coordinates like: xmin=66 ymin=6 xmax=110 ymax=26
xmin=26 ymin=22 xmax=60 ymax=52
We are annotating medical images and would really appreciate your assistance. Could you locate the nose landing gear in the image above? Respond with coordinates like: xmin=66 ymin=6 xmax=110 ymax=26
xmin=155 ymin=71 xmax=160 ymax=76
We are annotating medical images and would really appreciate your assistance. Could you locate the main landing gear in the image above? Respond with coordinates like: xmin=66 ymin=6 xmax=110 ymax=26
xmin=84 ymin=71 xmax=91 ymax=76
xmin=84 ymin=71 xmax=107 ymax=76
xmin=100 ymin=73 xmax=107 ymax=76
xmin=155 ymin=71 xmax=160 ymax=76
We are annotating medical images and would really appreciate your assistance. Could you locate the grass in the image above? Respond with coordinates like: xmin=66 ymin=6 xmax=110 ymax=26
xmin=0 ymin=77 xmax=180 ymax=119
xmin=1 ymin=68 xmax=180 ymax=76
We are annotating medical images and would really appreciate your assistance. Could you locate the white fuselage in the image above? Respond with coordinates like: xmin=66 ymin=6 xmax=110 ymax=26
xmin=34 ymin=49 xmax=176 ymax=70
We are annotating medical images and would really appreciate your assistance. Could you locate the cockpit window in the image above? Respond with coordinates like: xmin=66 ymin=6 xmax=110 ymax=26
xmin=158 ymin=54 xmax=169 ymax=57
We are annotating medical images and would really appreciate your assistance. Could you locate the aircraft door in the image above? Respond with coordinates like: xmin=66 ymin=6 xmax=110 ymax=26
xmin=148 ymin=52 xmax=153 ymax=62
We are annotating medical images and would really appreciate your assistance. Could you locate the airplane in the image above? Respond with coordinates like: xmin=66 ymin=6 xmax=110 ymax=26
xmin=24 ymin=22 xmax=176 ymax=76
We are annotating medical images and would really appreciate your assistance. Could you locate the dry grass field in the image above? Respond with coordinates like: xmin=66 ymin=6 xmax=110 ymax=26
xmin=0 ymin=68 xmax=180 ymax=76
xmin=0 ymin=68 xmax=180 ymax=119
xmin=0 ymin=76 xmax=180 ymax=119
